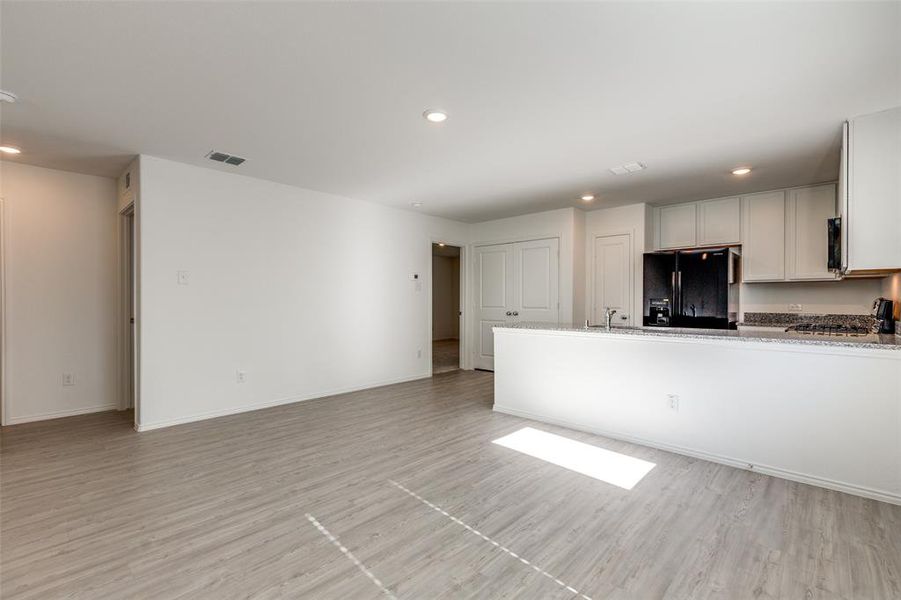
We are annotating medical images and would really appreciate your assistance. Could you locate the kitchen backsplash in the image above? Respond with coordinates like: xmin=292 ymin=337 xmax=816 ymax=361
xmin=742 ymin=312 xmax=876 ymax=328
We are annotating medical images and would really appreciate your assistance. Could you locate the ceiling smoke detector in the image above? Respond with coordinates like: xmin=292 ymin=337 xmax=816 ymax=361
xmin=610 ymin=162 xmax=646 ymax=175
xmin=206 ymin=150 xmax=246 ymax=166
xmin=0 ymin=90 xmax=17 ymax=103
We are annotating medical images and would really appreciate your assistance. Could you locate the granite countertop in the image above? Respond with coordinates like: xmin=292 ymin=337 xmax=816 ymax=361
xmin=496 ymin=322 xmax=901 ymax=351
xmin=739 ymin=312 xmax=876 ymax=329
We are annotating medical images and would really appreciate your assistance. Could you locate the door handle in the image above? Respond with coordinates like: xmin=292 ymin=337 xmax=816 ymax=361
xmin=512 ymin=311 xmax=519 ymax=316
xmin=505 ymin=311 xmax=513 ymax=316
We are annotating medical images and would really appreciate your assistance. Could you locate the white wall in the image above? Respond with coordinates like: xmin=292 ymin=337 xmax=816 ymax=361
xmin=1 ymin=161 xmax=119 ymax=424
xmin=470 ymin=208 xmax=578 ymax=325
xmin=583 ymin=203 xmax=648 ymax=326
xmin=432 ymin=255 xmax=460 ymax=340
xmin=572 ymin=209 xmax=586 ymax=325
xmin=740 ymin=278 xmax=883 ymax=316
xmin=117 ymin=159 xmax=139 ymax=213
xmin=137 ymin=155 xmax=468 ymax=430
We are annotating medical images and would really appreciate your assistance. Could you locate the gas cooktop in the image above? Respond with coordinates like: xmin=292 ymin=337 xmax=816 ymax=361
xmin=785 ymin=323 xmax=872 ymax=337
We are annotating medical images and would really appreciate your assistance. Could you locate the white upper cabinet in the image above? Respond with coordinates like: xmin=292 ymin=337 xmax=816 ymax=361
xmin=786 ymin=184 xmax=837 ymax=281
xmin=657 ymin=203 xmax=697 ymax=249
xmin=655 ymin=196 xmax=741 ymax=249
xmin=697 ymin=197 xmax=741 ymax=245
xmin=841 ymin=106 xmax=901 ymax=274
xmin=741 ymin=191 xmax=786 ymax=282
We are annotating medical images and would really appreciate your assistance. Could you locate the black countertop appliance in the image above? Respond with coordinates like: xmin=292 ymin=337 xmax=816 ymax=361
xmin=643 ymin=248 xmax=740 ymax=329
xmin=873 ymin=298 xmax=896 ymax=334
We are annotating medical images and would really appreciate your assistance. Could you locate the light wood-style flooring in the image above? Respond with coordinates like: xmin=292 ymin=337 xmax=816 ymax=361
xmin=2 ymin=370 xmax=900 ymax=599
xmin=432 ymin=338 xmax=460 ymax=374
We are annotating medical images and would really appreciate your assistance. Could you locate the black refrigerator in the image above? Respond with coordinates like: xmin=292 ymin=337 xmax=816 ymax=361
xmin=643 ymin=248 xmax=740 ymax=329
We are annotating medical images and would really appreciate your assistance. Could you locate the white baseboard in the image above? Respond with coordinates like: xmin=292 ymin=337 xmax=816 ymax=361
xmin=135 ymin=372 xmax=431 ymax=432
xmin=4 ymin=404 xmax=119 ymax=425
xmin=493 ymin=404 xmax=901 ymax=506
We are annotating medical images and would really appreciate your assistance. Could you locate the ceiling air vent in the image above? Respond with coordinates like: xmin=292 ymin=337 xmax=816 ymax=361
xmin=609 ymin=162 xmax=646 ymax=175
xmin=206 ymin=150 xmax=246 ymax=166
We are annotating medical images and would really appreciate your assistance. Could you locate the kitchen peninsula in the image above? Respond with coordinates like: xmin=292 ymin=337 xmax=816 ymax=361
xmin=493 ymin=323 xmax=901 ymax=504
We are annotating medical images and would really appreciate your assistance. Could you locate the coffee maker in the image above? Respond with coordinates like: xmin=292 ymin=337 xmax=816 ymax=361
xmin=873 ymin=298 xmax=896 ymax=334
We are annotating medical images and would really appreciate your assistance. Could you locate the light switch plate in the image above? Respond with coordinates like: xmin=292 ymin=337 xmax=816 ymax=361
xmin=62 ymin=373 xmax=75 ymax=387
xmin=177 ymin=270 xmax=190 ymax=285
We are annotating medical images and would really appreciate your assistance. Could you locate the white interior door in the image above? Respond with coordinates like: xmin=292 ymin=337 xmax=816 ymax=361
xmin=473 ymin=238 xmax=559 ymax=370
xmin=474 ymin=244 xmax=514 ymax=370
xmin=593 ymin=234 xmax=632 ymax=326
xmin=515 ymin=238 xmax=559 ymax=324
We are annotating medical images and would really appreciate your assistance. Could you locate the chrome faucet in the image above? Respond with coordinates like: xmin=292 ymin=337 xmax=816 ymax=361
xmin=604 ymin=307 xmax=617 ymax=330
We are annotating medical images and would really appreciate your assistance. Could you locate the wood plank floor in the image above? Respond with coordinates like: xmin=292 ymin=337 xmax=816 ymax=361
xmin=2 ymin=370 xmax=900 ymax=599
xmin=432 ymin=339 xmax=460 ymax=374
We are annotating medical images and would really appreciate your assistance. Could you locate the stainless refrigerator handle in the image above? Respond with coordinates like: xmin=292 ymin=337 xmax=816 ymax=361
xmin=674 ymin=271 xmax=683 ymax=317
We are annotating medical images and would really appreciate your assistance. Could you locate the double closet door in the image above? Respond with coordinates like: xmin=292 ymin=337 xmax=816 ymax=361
xmin=474 ymin=238 xmax=559 ymax=370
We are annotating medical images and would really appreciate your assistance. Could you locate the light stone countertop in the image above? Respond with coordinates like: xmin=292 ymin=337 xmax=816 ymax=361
xmin=496 ymin=322 xmax=901 ymax=351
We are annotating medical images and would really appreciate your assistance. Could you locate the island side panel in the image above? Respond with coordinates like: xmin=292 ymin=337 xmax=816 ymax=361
xmin=493 ymin=328 xmax=901 ymax=504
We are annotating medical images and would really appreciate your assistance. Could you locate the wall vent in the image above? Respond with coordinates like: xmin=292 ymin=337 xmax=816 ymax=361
xmin=206 ymin=150 xmax=246 ymax=166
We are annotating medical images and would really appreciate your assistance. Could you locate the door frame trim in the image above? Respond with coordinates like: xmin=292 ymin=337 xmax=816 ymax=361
xmin=0 ymin=198 xmax=7 ymax=426
xmin=117 ymin=203 xmax=137 ymax=415
xmin=428 ymin=236 xmax=468 ymax=375
xmin=589 ymin=231 xmax=635 ymax=327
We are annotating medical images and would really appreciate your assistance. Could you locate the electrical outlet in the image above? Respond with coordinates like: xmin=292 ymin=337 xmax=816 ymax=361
xmin=788 ymin=304 xmax=803 ymax=312
xmin=177 ymin=270 xmax=190 ymax=285
xmin=62 ymin=373 xmax=75 ymax=387
xmin=667 ymin=393 xmax=679 ymax=411
xmin=236 ymin=370 xmax=247 ymax=384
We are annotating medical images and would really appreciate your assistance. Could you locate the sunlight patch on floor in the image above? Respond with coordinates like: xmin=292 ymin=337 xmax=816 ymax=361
xmin=492 ymin=427 xmax=655 ymax=490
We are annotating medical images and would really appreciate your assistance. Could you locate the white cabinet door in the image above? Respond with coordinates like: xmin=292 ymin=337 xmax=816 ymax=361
xmin=514 ymin=238 xmax=559 ymax=324
xmin=742 ymin=191 xmax=786 ymax=282
xmin=847 ymin=106 xmax=901 ymax=271
xmin=474 ymin=244 xmax=514 ymax=370
xmin=697 ymin=197 xmax=741 ymax=246
xmin=593 ymin=234 xmax=632 ymax=326
xmin=786 ymin=185 xmax=837 ymax=281
xmin=658 ymin=203 xmax=697 ymax=249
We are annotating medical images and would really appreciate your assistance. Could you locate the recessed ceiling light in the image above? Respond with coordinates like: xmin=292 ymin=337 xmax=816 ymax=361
xmin=423 ymin=109 xmax=448 ymax=123
xmin=411 ymin=201 xmax=423 ymax=208
xmin=581 ymin=194 xmax=595 ymax=202
xmin=732 ymin=167 xmax=751 ymax=176
xmin=0 ymin=146 xmax=21 ymax=155
xmin=438 ymin=242 xmax=446 ymax=247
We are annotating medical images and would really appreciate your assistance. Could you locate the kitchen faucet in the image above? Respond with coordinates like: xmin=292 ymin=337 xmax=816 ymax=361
xmin=604 ymin=307 xmax=617 ymax=330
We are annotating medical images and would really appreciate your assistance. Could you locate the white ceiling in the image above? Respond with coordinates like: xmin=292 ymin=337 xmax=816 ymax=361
xmin=1 ymin=2 xmax=899 ymax=222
